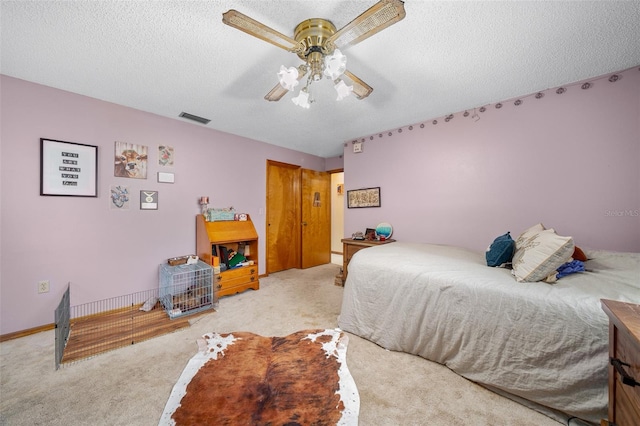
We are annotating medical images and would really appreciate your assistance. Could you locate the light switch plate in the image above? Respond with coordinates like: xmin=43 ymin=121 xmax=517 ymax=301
xmin=353 ymin=142 xmax=363 ymax=153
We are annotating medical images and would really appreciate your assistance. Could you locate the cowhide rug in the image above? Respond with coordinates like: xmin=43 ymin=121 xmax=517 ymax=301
xmin=159 ymin=328 xmax=359 ymax=425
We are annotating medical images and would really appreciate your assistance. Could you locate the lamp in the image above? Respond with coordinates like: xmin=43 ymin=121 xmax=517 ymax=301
xmin=279 ymin=49 xmax=352 ymax=108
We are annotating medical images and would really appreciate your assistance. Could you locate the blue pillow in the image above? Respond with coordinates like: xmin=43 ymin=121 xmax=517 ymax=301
xmin=486 ymin=232 xmax=515 ymax=267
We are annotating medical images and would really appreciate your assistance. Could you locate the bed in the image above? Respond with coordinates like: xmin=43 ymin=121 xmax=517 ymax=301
xmin=338 ymin=238 xmax=640 ymax=424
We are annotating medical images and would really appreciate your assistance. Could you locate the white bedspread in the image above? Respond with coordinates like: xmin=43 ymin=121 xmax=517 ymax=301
xmin=338 ymin=242 xmax=640 ymax=424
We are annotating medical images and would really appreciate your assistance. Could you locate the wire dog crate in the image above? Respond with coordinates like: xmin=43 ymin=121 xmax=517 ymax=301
xmin=159 ymin=260 xmax=215 ymax=319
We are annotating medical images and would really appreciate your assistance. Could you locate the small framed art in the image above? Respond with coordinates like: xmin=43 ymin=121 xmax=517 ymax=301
xmin=140 ymin=190 xmax=158 ymax=210
xmin=158 ymin=172 xmax=174 ymax=183
xmin=110 ymin=185 xmax=130 ymax=210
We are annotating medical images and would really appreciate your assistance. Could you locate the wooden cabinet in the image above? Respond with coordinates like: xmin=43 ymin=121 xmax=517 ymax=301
xmin=601 ymin=299 xmax=640 ymax=426
xmin=336 ymin=238 xmax=395 ymax=286
xmin=196 ymin=214 xmax=259 ymax=298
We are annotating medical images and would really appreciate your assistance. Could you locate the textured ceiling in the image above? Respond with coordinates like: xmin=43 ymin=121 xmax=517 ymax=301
xmin=2 ymin=1 xmax=640 ymax=158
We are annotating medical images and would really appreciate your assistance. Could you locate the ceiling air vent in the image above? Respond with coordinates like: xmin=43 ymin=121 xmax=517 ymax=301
xmin=179 ymin=112 xmax=211 ymax=125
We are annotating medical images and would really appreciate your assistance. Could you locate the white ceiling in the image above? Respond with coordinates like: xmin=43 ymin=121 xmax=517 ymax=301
xmin=2 ymin=1 xmax=639 ymax=158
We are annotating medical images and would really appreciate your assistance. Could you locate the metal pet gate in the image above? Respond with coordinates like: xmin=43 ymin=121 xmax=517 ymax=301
xmin=54 ymin=284 xmax=71 ymax=370
xmin=54 ymin=261 xmax=215 ymax=369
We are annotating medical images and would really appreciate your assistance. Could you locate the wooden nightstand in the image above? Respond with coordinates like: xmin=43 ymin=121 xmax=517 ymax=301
xmin=335 ymin=238 xmax=395 ymax=286
xmin=601 ymin=299 xmax=640 ymax=426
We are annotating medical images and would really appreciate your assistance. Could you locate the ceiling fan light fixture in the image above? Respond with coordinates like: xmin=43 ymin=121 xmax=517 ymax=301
xmin=292 ymin=88 xmax=311 ymax=109
xmin=334 ymin=79 xmax=353 ymax=100
xmin=324 ymin=49 xmax=347 ymax=80
xmin=277 ymin=65 xmax=300 ymax=91
xmin=222 ymin=0 xmax=406 ymax=108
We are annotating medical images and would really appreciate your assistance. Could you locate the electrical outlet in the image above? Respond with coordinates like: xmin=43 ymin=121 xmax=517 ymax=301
xmin=38 ymin=280 xmax=50 ymax=294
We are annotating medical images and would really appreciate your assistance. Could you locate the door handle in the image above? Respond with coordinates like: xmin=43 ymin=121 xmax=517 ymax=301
xmin=302 ymin=222 xmax=307 ymax=226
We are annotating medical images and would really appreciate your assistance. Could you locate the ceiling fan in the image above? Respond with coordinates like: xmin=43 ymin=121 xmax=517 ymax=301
xmin=222 ymin=0 xmax=406 ymax=108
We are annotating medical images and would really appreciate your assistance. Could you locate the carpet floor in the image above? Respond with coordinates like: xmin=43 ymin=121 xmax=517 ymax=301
xmin=0 ymin=263 xmax=562 ymax=425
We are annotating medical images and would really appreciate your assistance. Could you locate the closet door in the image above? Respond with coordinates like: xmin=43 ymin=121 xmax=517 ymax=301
xmin=266 ymin=161 xmax=301 ymax=273
xmin=301 ymin=169 xmax=331 ymax=269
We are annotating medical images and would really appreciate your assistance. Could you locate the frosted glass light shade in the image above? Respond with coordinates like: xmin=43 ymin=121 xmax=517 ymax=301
xmin=292 ymin=89 xmax=311 ymax=109
xmin=278 ymin=65 xmax=299 ymax=91
xmin=324 ymin=49 xmax=347 ymax=80
xmin=334 ymin=79 xmax=353 ymax=101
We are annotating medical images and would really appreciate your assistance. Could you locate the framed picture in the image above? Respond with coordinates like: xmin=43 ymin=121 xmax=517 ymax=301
xmin=158 ymin=145 xmax=174 ymax=166
xmin=109 ymin=185 xmax=130 ymax=210
xmin=40 ymin=138 xmax=98 ymax=197
xmin=157 ymin=172 xmax=174 ymax=183
xmin=140 ymin=190 xmax=158 ymax=210
xmin=114 ymin=141 xmax=148 ymax=179
xmin=365 ymin=228 xmax=377 ymax=240
xmin=347 ymin=187 xmax=381 ymax=208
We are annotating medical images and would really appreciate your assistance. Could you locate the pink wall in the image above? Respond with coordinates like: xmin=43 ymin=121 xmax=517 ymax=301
xmin=2 ymin=67 xmax=638 ymax=335
xmin=325 ymin=155 xmax=344 ymax=171
xmin=0 ymin=75 xmax=325 ymax=335
xmin=344 ymin=68 xmax=640 ymax=253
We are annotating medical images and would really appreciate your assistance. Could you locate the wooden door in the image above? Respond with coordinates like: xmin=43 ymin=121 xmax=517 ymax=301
xmin=266 ymin=161 xmax=301 ymax=273
xmin=301 ymin=169 xmax=331 ymax=268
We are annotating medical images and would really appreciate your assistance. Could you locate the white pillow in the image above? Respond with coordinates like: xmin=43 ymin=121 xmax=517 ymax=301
xmin=512 ymin=229 xmax=574 ymax=282
xmin=515 ymin=223 xmax=546 ymax=250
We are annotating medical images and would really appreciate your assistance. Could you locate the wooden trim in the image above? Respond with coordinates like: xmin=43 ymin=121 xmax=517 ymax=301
xmin=267 ymin=159 xmax=300 ymax=170
xmin=327 ymin=168 xmax=344 ymax=174
xmin=0 ymin=323 xmax=55 ymax=342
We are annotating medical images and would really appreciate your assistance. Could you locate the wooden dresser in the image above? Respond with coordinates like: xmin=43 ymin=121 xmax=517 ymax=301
xmin=196 ymin=214 xmax=259 ymax=298
xmin=336 ymin=238 xmax=395 ymax=286
xmin=601 ymin=299 xmax=640 ymax=426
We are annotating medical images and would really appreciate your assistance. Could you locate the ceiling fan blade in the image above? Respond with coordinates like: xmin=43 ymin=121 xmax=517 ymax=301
xmin=343 ymin=70 xmax=373 ymax=100
xmin=327 ymin=0 xmax=406 ymax=50
xmin=265 ymin=66 xmax=309 ymax=102
xmin=222 ymin=10 xmax=303 ymax=53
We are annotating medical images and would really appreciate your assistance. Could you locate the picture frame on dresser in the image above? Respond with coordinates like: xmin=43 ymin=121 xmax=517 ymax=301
xmin=365 ymin=228 xmax=376 ymax=240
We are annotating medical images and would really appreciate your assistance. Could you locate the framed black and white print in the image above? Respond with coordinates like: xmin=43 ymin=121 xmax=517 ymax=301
xmin=40 ymin=138 xmax=98 ymax=197
xmin=347 ymin=187 xmax=381 ymax=208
